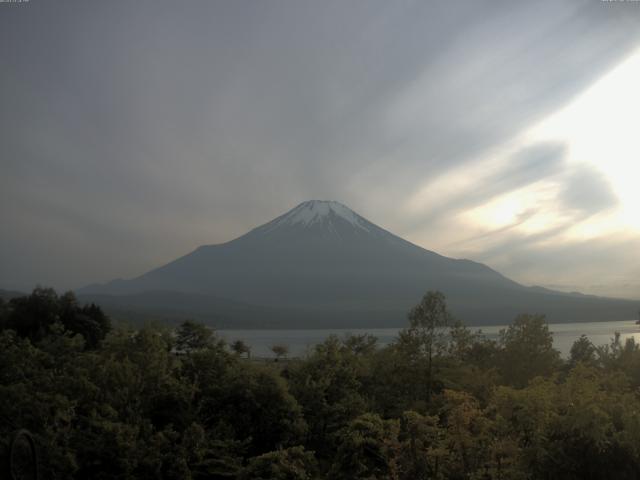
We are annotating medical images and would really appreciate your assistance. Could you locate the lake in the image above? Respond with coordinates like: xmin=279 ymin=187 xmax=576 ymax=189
xmin=219 ymin=320 xmax=640 ymax=358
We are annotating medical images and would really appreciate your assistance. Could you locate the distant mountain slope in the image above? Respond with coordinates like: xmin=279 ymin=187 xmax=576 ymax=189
xmin=79 ymin=200 xmax=638 ymax=327
xmin=0 ymin=289 xmax=25 ymax=301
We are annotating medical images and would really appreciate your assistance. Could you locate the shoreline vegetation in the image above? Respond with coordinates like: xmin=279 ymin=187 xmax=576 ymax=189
xmin=3 ymin=288 xmax=640 ymax=478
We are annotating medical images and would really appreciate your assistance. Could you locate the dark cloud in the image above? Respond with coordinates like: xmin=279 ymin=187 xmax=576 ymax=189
xmin=560 ymin=164 xmax=618 ymax=215
xmin=1 ymin=1 xmax=640 ymax=291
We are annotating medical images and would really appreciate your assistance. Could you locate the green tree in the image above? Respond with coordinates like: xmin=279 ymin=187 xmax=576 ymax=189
xmin=4 ymin=286 xmax=61 ymax=342
xmin=175 ymin=320 xmax=215 ymax=353
xmin=498 ymin=314 xmax=560 ymax=387
xmin=0 ymin=297 xmax=8 ymax=329
xmin=271 ymin=344 xmax=289 ymax=361
xmin=569 ymin=334 xmax=597 ymax=367
xmin=288 ymin=336 xmax=367 ymax=457
xmin=342 ymin=333 xmax=378 ymax=356
xmin=231 ymin=339 xmax=251 ymax=359
xmin=397 ymin=410 xmax=446 ymax=480
xmin=438 ymin=389 xmax=494 ymax=478
xmin=398 ymin=291 xmax=451 ymax=401
xmin=59 ymin=292 xmax=111 ymax=349
xmin=239 ymin=446 xmax=318 ymax=480
xmin=0 ymin=329 xmax=80 ymax=477
xmin=330 ymin=413 xmax=400 ymax=480
xmin=1 ymin=288 xmax=111 ymax=349
xmin=441 ymin=322 xmax=500 ymax=403
xmin=447 ymin=321 xmax=499 ymax=367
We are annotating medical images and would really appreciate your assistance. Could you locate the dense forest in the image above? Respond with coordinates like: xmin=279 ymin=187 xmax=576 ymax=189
xmin=3 ymin=288 xmax=640 ymax=479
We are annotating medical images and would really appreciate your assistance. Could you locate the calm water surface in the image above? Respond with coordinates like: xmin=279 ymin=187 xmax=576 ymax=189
xmin=219 ymin=320 xmax=640 ymax=358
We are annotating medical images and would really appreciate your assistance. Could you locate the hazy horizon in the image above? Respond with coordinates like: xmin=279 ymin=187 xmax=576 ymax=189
xmin=2 ymin=1 xmax=640 ymax=299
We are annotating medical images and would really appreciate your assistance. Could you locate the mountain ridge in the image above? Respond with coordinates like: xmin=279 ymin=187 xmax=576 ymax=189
xmin=78 ymin=200 xmax=637 ymax=327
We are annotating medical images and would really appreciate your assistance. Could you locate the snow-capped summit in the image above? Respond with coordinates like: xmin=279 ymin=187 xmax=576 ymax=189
xmin=272 ymin=200 xmax=371 ymax=232
xmin=245 ymin=200 xmax=388 ymax=241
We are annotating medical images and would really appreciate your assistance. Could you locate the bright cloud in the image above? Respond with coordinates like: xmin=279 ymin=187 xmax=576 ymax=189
xmin=414 ymin=49 xmax=640 ymax=298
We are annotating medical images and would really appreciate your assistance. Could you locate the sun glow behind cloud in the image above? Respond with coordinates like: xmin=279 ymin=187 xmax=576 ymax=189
xmin=526 ymin=48 xmax=640 ymax=234
xmin=404 ymin=48 xmax=640 ymax=297
xmin=427 ymin=47 xmax=640 ymax=242
xmin=463 ymin=184 xmax=561 ymax=235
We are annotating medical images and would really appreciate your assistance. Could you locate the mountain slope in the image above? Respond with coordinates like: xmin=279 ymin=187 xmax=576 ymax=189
xmin=0 ymin=289 xmax=25 ymax=301
xmin=79 ymin=200 xmax=638 ymax=327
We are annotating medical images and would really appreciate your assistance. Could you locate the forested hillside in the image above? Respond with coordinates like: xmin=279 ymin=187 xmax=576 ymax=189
xmin=3 ymin=288 xmax=640 ymax=479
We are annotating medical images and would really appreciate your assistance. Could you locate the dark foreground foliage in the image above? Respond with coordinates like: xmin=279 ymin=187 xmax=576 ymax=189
xmin=2 ymin=289 xmax=640 ymax=479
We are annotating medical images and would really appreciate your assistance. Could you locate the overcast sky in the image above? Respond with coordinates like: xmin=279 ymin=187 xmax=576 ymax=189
xmin=2 ymin=0 xmax=640 ymax=298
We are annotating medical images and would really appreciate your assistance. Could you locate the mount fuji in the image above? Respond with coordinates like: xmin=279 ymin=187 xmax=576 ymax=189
xmin=79 ymin=200 xmax=637 ymax=327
